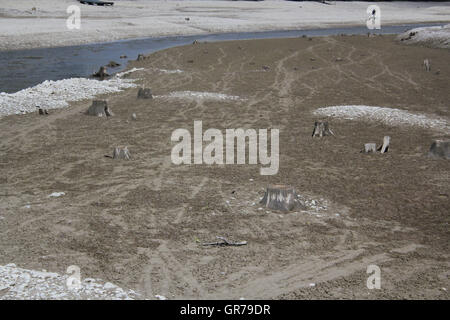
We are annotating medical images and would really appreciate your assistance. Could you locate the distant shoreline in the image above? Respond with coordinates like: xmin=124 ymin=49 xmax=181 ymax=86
xmin=1 ymin=0 xmax=449 ymax=51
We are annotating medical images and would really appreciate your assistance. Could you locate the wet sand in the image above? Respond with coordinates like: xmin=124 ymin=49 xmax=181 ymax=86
xmin=0 ymin=34 xmax=449 ymax=299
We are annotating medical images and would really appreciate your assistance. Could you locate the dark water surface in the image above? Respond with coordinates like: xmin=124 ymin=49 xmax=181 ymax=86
xmin=0 ymin=23 xmax=443 ymax=93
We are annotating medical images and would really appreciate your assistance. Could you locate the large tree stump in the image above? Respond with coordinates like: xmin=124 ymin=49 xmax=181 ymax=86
xmin=112 ymin=147 xmax=131 ymax=160
xmin=92 ymin=66 xmax=109 ymax=80
xmin=137 ymin=88 xmax=153 ymax=99
xmin=378 ymin=136 xmax=390 ymax=153
xmin=86 ymin=100 xmax=113 ymax=117
xmin=260 ymin=185 xmax=301 ymax=212
xmin=429 ymin=140 xmax=450 ymax=159
xmin=312 ymin=121 xmax=334 ymax=137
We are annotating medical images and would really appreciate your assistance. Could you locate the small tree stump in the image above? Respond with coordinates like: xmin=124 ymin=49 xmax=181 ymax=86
xmin=378 ymin=136 xmax=390 ymax=153
xmin=86 ymin=100 xmax=113 ymax=117
xmin=363 ymin=143 xmax=377 ymax=153
xmin=137 ymin=54 xmax=145 ymax=61
xmin=37 ymin=108 xmax=48 ymax=115
xmin=93 ymin=66 xmax=109 ymax=80
xmin=260 ymin=185 xmax=301 ymax=212
xmin=137 ymin=88 xmax=153 ymax=99
xmin=112 ymin=147 xmax=131 ymax=160
xmin=429 ymin=140 xmax=450 ymax=159
xmin=423 ymin=59 xmax=431 ymax=72
xmin=312 ymin=121 xmax=334 ymax=137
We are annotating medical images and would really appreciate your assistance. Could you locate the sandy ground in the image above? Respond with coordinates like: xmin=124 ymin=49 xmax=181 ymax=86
xmin=1 ymin=0 xmax=450 ymax=51
xmin=0 ymin=34 xmax=449 ymax=299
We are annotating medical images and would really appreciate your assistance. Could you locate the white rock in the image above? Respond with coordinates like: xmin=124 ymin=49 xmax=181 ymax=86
xmin=104 ymin=282 xmax=116 ymax=290
xmin=48 ymin=192 xmax=65 ymax=198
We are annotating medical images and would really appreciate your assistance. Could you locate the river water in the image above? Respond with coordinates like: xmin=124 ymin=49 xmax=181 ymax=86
xmin=0 ymin=23 xmax=442 ymax=93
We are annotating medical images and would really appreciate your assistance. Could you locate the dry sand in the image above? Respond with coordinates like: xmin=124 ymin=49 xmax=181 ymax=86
xmin=1 ymin=0 xmax=450 ymax=51
xmin=0 ymin=34 xmax=449 ymax=299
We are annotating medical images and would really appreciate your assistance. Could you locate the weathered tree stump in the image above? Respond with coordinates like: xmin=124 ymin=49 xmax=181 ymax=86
xmin=137 ymin=88 xmax=153 ymax=99
xmin=37 ymin=107 xmax=48 ymax=115
xmin=312 ymin=121 xmax=334 ymax=137
xmin=423 ymin=59 xmax=431 ymax=72
xmin=93 ymin=66 xmax=109 ymax=80
xmin=429 ymin=140 xmax=450 ymax=159
xmin=86 ymin=100 xmax=113 ymax=117
xmin=363 ymin=143 xmax=377 ymax=153
xmin=112 ymin=147 xmax=131 ymax=160
xmin=137 ymin=54 xmax=145 ymax=61
xmin=378 ymin=136 xmax=390 ymax=153
xmin=260 ymin=185 xmax=302 ymax=212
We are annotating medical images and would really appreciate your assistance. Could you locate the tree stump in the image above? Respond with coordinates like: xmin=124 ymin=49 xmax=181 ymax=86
xmin=312 ymin=121 xmax=334 ymax=137
xmin=429 ymin=140 xmax=450 ymax=159
xmin=137 ymin=88 xmax=153 ymax=99
xmin=423 ymin=59 xmax=431 ymax=72
xmin=112 ymin=147 xmax=131 ymax=160
xmin=86 ymin=100 xmax=113 ymax=117
xmin=93 ymin=66 xmax=109 ymax=80
xmin=137 ymin=54 xmax=145 ymax=61
xmin=363 ymin=143 xmax=377 ymax=153
xmin=260 ymin=185 xmax=301 ymax=212
xmin=378 ymin=136 xmax=390 ymax=153
xmin=37 ymin=108 xmax=48 ymax=115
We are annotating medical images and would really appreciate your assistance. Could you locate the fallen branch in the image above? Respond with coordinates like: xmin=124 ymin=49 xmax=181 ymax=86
xmin=202 ymin=236 xmax=247 ymax=247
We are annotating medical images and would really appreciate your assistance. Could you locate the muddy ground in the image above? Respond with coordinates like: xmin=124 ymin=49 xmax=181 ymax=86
xmin=0 ymin=34 xmax=449 ymax=299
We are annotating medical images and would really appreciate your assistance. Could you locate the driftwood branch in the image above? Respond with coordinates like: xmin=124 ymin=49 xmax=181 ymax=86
xmin=202 ymin=236 xmax=247 ymax=247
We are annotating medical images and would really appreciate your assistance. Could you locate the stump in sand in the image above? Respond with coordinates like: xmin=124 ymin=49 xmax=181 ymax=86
xmin=137 ymin=88 xmax=153 ymax=99
xmin=86 ymin=100 xmax=113 ymax=117
xmin=423 ymin=59 xmax=431 ymax=72
xmin=312 ymin=121 xmax=334 ymax=137
xmin=363 ymin=143 xmax=377 ymax=153
xmin=37 ymin=107 xmax=48 ymax=115
xmin=112 ymin=147 xmax=131 ymax=160
xmin=429 ymin=140 xmax=450 ymax=159
xmin=260 ymin=185 xmax=302 ymax=212
xmin=377 ymin=136 xmax=390 ymax=153
xmin=93 ymin=66 xmax=108 ymax=80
